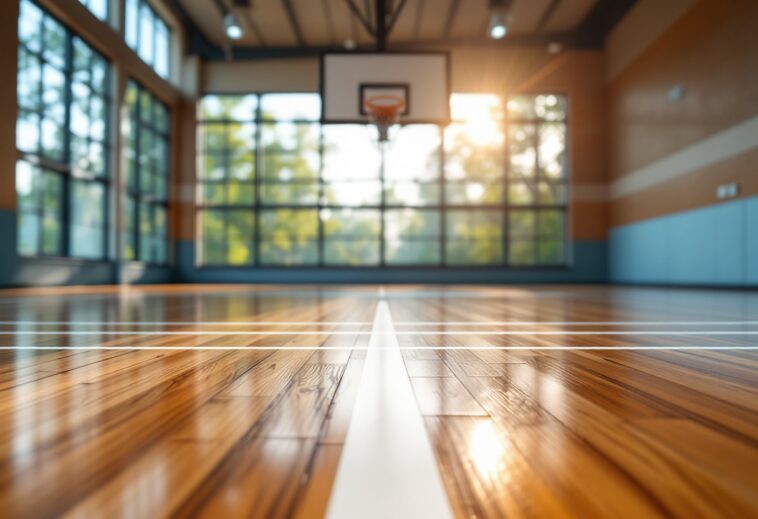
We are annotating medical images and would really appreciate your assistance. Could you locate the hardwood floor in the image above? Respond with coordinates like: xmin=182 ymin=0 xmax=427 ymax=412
xmin=0 ymin=284 xmax=755 ymax=518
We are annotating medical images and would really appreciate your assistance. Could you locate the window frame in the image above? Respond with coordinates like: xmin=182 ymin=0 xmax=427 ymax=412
xmin=16 ymin=0 xmax=111 ymax=261
xmin=124 ymin=80 xmax=171 ymax=266
xmin=124 ymin=0 xmax=171 ymax=79
xmin=196 ymin=91 xmax=570 ymax=270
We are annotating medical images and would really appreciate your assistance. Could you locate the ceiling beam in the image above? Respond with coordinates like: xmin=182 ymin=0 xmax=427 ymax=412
xmin=571 ymin=0 xmax=636 ymax=47
xmin=535 ymin=0 xmax=561 ymax=33
xmin=281 ymin=0 xmax=306 ymax=47
xmin=322 ymin=0 xmax=337 ymax=45
xmin=240 ymin=9 xmax=267 ymax=47
xmin=344 ymin=0 xmax=375 ymax=36
xmin=375 ymin=0 xmax=387 ymax=50
xmin=387 ymin=0 xmax=408 ymax=34
xmin=442 ymin=0 xmax=461 ymax=38
xmin=412 ymin=0 xmax=425 ymax=40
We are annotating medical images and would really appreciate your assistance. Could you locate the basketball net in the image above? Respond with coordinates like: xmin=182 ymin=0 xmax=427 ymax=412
xmin=364 ymin=95 xmax=405 ymax=144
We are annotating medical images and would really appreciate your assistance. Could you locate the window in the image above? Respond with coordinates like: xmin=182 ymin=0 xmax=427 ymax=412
xmin=125 ymin=0 xmax=170 ymax=79
xmin=196 ymin=93 xmax=568 ymax=268
xmin=16 ymin=0 xmax=110 ymax=259
xmin=505 ymin=94 xmax=568 ymax=265
xmin=124 ymin=81 xmax=170 ymax=264
xmin=78 ymin=0 xmax=108 ymax=21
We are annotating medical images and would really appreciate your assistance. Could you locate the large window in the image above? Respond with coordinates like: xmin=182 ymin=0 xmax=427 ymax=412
xmin=196 ymin=93 xmax=567 ymax=267
xmin=124 ymin=81 xmax=170 ymax=264
xmin=125 ymin=0 xmax=170 ymax=79
xmin=16 ymin=0 xmax=110 ymax=259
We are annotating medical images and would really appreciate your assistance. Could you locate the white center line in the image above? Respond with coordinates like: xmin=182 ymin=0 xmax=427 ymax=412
xmin=326 ymin=300 xmax=454 ymax=519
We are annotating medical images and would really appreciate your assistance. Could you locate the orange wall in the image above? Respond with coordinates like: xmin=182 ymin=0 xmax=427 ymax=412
xmin=609 ymin=0 xmax=758 ymax=226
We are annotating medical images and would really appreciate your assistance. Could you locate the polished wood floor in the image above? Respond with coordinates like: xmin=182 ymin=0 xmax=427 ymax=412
xmin=0 ymin=284 xmax=756 ymax=518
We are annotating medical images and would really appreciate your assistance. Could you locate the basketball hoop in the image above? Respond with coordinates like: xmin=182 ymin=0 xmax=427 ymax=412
xmin=364 ymin=95 xmax=405 ymax=143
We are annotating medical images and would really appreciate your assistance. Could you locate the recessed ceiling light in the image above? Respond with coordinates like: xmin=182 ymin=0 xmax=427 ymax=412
xmin=224 ymin=13 xmax=244 ymax=40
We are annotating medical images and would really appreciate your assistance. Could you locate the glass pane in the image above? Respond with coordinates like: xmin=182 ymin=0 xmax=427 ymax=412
xmin=509 ymin=210 xmax=535 ymax=240
xmin=201 ymin=210 xmax=225 ymax=264
xmin=385 ymin=209 xmax=441 ymax=264
xmin=508 ymin=182 xmax=536 ymax=205
xmin=538 ymin=238 xmax=563 ymax=264
xmin=16 ymin=111 xmax=40 ymax=154
xmin=227 ymin=181 xmax=255 ymax=205
xmin=509 ymin=240 xmax=536 ymax=266
xmin=71 ymin=180 xmax=104 ymax=227
xmin=200 ymin=124 xmax=226 ymax=151
xmin=154 ymin=19 xmax=170 ymax=78
xmin=201 ymin=153 xmax=225 ymax=180
xmin=17 ymin=212 xmax=40 ymax=256
xmin=17 ymin=48 xmax=41 ymax=110
xmin=538 ymin=210 xmax=564 ymax=239
xmin=19 ymin=0 xmax=43 ymax=53
xmin=260 ymin=209 xmax=318 ymax=265
xmin=202 ymin=182 xmax=226 ymax=205
xmin=385 ymin=125 xmax=441 ymax=181
xmin=508 ymin=124 xmax=536 ymax=178
xmin=138 ymin=3 xmax=154 ymax=65
xmin=226 ymin=210 xmax=254 ymax=265
xmin=42 ymin=15 xmax=66 ymax=69
xmin=260 ymin=94 xmax=320 ymax=120
xmin=16 ymin=161 xmax=38 ymax=211
xmin=324 ymin=240 xmax=380 ymax=266
xmin=261 ymin=149 xmax=319 ymax=181
xmin=450 ymin=93 xmax=503 ymax=121
xmin=71 ymin=225 xmax=104 ymax=258
xmin=538 ymin=124 xmax=567 ymax=179
xmin=322 ymin=125 xmax=380 ymax=181
xmin=446 ymin=210 xmax=502 ymax=265
xmin=199 ymin=95 xmax=257 ymax=121
xmin=229 ymin=152 xmax=255 ymax=181
xmin=323 ymin=209 xmax=380 ymax=239
xmin=534 ymin=94 xmax=567 ymax=121
xmin=324 ymin=181 xmax=381 ymax=206
xmin=385 ymin=182 xmax=440 ymax=206
xmin=537 ymin=181 xmax=566 ymax=205
xmin=261 ymin=122 xmax=318 ymax=152
xmin=444 ymin=122 xmax=504 ymax=180
xmin=125 ymin=0 xmax=138 ymax=48
xmin=260 ymin=182 xmax=319 ymax=205
xmin=446 ymin=181 xmax=502 ymax=205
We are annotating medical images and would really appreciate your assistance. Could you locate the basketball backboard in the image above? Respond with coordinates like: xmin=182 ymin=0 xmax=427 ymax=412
xmin=320 ymin=51 xmax=451 ymax=126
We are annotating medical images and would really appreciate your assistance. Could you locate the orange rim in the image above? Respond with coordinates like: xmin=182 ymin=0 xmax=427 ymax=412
xmin=364 ymin=95 xmax=406 ymax=118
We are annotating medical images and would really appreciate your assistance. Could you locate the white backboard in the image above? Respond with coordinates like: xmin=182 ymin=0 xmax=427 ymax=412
xmin=321 ymin=52 xmax=450 ymax=125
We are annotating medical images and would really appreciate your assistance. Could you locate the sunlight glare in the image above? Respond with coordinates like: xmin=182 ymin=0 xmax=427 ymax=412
xmin=469 ymin=420 xmax=510 ymax=482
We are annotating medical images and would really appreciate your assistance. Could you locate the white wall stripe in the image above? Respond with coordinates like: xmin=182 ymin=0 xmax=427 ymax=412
xmin=326 ymin=300 xmax=454 ymax=519
xmin=610 ymin=114 xmax=758 ymax=199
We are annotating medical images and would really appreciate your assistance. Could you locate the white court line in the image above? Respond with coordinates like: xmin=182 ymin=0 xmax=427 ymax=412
xmin=1 ymin=346 xmax=757 ymax=351
xmin=2 ymin=320 xmax=757 ymax=326
xmin=326 ymin=300 xmax=454 ymax=519
xmin=4 ymin=330 xmax=758 ymax=336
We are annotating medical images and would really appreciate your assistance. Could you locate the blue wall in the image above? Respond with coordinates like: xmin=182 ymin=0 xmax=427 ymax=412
xmin=610 ymin=195 xmax=758 ymax=286
xmin=176 ymin=240 xmax=608 ymax=284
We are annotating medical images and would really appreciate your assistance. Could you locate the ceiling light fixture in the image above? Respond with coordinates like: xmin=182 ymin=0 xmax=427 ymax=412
xmin=224 ymin=12 xmax=244 ymax=40
xmin=488 ymin=0 xmax=512 ymax=40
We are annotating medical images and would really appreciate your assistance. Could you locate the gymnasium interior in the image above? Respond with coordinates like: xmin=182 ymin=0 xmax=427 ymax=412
xmin=0 ymin=0 xmax=756 ymax=517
